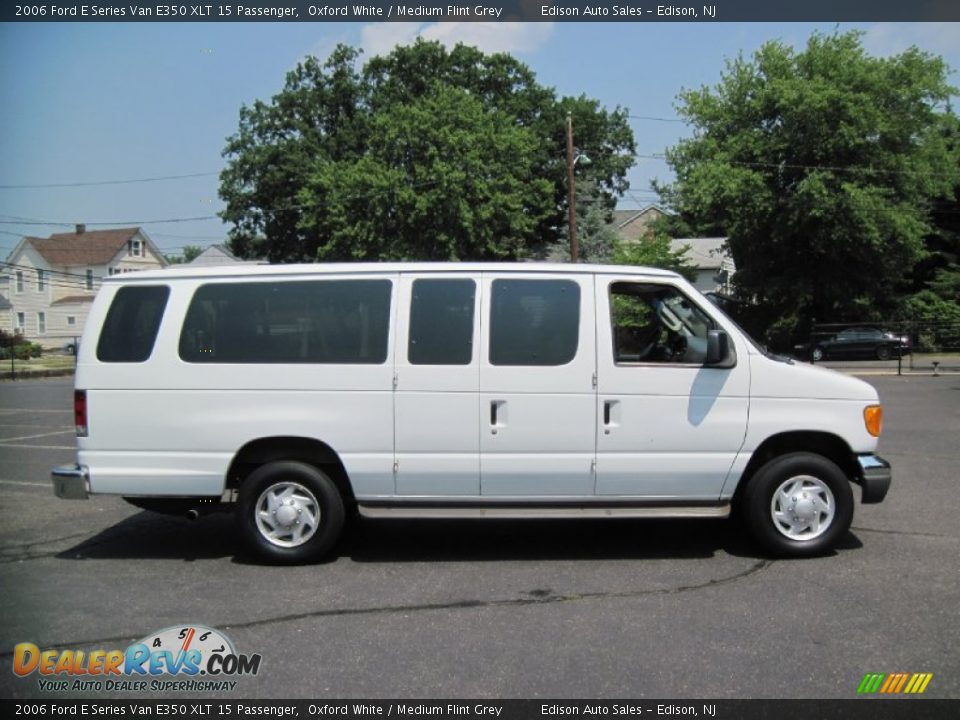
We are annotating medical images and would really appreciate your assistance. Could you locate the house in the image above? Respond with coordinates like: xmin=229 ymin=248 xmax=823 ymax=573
xmin=611 ymin=205 xmax=669 ymax=243
xmin=0 ymin=292 xmax=12 ymax=335
xmin=188 ymin=244 xmax=263 ymax=266
xmin=2 ymin=225 xmax=167 ymax=348
xmin=610 ymin=206 xmax=735 ymax=295
xmin=670 ymin=237 xmax=735 ymax=294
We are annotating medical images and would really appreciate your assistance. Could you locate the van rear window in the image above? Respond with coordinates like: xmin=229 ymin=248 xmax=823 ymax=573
xmin=96 ymin=286 xmax=170 ymax=363
xmin=179 ymin=280 xmax=392 ymax=364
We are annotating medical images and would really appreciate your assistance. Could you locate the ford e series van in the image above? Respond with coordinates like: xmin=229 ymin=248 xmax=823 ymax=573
xmin=52 ymin=263 xmax=891 ymax=562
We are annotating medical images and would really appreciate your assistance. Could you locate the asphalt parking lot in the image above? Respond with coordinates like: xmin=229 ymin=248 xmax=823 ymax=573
xmin=0 ymin=375 xmax=958 ymax=700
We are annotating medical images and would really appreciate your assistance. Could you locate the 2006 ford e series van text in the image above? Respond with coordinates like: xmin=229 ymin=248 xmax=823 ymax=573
xmin=51 ymin=263 xmax=891 ymax=562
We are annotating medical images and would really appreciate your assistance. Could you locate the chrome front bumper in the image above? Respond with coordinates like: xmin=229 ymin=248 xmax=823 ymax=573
xmin=856 ymin=454 xmax=892 ymax=504
xmin=52 ymin=464 xmax=90 ymax=500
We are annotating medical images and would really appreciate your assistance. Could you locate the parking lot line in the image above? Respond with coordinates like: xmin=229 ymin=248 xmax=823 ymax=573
xmin=0 ymin=409 xmax=72 ymax=414
xmin=0 ymin=444 xmax=76 ymax=450
xmin=0 ymin=479 xmax=49 ymax=488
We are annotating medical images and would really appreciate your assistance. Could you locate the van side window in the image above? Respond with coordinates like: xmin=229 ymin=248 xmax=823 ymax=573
xmin=96 ymin=286 xmax=170 ymax=363
xmin=489 ymin=279 xmax=579 ymax=366
xmin=409 ymin=279 xmax=475 ymax=365
xmin=610 ymin=282 xmax=715 ymax=365
xmin=179 ymin=280 xmax=392 ymax=364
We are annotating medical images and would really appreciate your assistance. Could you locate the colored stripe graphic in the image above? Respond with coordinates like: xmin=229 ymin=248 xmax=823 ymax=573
xmin=858 ymin=673 xmax=933 ymax=694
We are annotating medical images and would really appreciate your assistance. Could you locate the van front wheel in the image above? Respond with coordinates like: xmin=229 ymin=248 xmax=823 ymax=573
xmin=743 ymin=452 xmax=853 ymax=558
xmin=236 ymin=461 xmax=345 ymax=564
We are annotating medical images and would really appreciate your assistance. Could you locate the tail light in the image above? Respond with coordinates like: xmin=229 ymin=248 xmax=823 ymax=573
xmin=74 ymin=390 xmax=88 ymax=437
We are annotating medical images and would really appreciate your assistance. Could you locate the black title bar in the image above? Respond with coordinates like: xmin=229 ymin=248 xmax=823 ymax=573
xmin=4 ymin=1 xmax=960 ymax=22
xmin=2 ymin=700 xmax=959 ymax=720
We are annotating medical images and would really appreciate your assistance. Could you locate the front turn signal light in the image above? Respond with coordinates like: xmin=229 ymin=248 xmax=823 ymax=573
xmin=864 ymin=405 xmax=883 ymax=437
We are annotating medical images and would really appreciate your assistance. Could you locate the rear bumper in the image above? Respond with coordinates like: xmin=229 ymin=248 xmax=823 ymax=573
xmin=855 ymin=454 xmax=891 ymax=504
xmin=51 ymin=464 xmax=90 ymax=500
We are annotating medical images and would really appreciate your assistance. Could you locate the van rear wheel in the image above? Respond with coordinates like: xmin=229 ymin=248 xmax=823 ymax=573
xmin=236 ymin=461 xmax=344 ymax=564
xmin=743 ymin=452 xmax=853 ymax=558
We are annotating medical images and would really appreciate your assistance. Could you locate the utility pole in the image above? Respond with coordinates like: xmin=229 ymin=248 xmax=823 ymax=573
xmin=565 ymin=112 xmax=578 ymax=262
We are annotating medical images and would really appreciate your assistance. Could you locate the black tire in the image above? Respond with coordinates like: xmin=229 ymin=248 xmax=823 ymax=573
xmin=236 ymin=461 xmax=345 ymax=564
xmin=742 ymin=452 xmax=853 ymax=558
xmin=876 ymin=345 xmax=892 ymax=361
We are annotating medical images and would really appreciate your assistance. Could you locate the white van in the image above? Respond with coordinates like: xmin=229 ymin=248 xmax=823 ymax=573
xmin=52 ymin=263 xmax=891 ymax=562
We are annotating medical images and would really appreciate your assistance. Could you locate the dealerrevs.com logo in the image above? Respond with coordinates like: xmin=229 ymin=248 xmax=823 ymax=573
xmin=857 ymin=672 xmax=934 ymax=695
xmin=12 ymin=625 xmax=261 ymax=693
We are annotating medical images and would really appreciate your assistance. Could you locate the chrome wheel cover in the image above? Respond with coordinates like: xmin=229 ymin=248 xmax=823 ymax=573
xmin=770 ymin=475 xmax=835 ymax=541
xmin=254 ymin=481 xmax=321 ymax=548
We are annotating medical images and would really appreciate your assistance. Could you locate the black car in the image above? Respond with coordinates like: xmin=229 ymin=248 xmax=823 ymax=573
xmin=800 ymin=327 xmax=911 ymax=361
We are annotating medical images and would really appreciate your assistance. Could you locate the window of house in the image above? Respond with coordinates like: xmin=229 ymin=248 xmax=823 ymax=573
xmin=85 ymin=269 xmax=94 ymax=290
xmin=38 ymin=312 xmax=46 ymax=335
xmin=408 ymin=279 xmax=475 ymax=365
xmin=16 ymin=312 xmax=24 ymax=330
xmin=97 ymin=286 xmax=170 ymax=363
xmin=37 ymin=269 xmax=46 ymax=292
xmin=489 ymin=279 xmax=580 ymax=366
xmin=16 ymin=271 xmax=24 ymax=293
xmin=179 ymin=280 xmax=393 ymax=364
xmin=67 ymin=316 xmax=76 ymax=326
xmin=131 ymin=239 xmax=143 ymax=257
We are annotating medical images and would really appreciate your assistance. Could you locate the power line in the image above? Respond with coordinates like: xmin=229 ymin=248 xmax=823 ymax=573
xmin=2 ymin=261 xmax=106 ymax=282
xmin=628 ymin=115 xmax=685 ymax=123
xmin=0 ymin=172 xmax=219 ymax=190
xmin=0 ymin=216 xmax=218 ymax=227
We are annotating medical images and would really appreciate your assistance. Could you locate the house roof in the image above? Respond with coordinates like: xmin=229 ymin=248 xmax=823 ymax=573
xmin=27 ymin=227 xmax=142 ymax=266
xmin=51 ymin=295 xmax=95 ymax=306
xmin=612 ymin=205 xmax=668 ymax=229
xmin=670 ymin=237 xmax=731 ymax=270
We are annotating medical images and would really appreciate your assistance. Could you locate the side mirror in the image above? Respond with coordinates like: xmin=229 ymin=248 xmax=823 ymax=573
xmin=705 ymin=329 xmax=730 ymax=365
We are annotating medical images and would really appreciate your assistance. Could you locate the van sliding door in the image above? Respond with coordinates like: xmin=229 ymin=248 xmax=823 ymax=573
xmin=393 ymin=274 xmax=481 ymax=496
xmin=479 ymin=273 xmax=597 ymax=497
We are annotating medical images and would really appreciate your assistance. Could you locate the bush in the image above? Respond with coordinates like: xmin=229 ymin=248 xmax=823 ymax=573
xmin=0 ymin=342 xmax=43 ymax=361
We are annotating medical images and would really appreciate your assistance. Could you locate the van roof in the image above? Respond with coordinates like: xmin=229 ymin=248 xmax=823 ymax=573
xmin=106 ymin=262 xmax=683 ymax=283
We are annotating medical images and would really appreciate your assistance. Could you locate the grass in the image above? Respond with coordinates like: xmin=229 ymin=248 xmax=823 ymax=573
xmin=2 ymin=354 xmax=76 ymax=372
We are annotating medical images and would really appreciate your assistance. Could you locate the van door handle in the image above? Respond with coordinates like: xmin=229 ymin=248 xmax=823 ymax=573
xmin=603 ymin=400 xmax=619 ymax=434
xmin=490 ymin=400 xmax=506 ymax=433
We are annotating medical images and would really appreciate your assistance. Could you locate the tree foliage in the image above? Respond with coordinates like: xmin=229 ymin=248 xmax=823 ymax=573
xmin=612 ymin=234 xmax=697 ymax=281
xmin=165 ymin=245 xmax=204 ymax=264
xmin=220 ymin=41 xmax=635 ymax=263
xmin=656 ymin=31 xmax=958 ymax=333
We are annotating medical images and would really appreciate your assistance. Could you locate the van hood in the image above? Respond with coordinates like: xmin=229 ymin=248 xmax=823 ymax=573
xmin=749 ymin=353 xmax=879 ymax=401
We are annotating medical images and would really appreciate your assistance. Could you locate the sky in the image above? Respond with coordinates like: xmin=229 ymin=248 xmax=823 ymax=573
xmin=0 ymin=20 xmax=958 ymax=259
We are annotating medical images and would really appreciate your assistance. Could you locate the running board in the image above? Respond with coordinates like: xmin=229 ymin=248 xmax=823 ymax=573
xmin=357 ymin=504 xmax=730 ymax=520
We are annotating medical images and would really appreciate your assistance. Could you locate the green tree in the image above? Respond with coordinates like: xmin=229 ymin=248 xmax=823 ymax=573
xmin=220 ymin=40 xmax=635 ymax=262
xmin=550 ymin=182 xmax=621 ymax=263
xmin=656 ymin=31 xmax=958 ymax=334
xmin=612 ymin=234 xmax=697 ymax=281
xmin=298 ymin=85 xmax=553 ymax=260
xmin=164 ymin=245 xmax=204 ymax=265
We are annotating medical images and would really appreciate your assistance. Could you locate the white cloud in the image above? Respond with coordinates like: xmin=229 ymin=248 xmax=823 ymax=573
xmin=360 ymin=21 xmax=554 ymax=58
xmin=360 ymin=23 xmax=425 ymax=58
xmin=862 ymin=23 xmax=960 ymax=59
